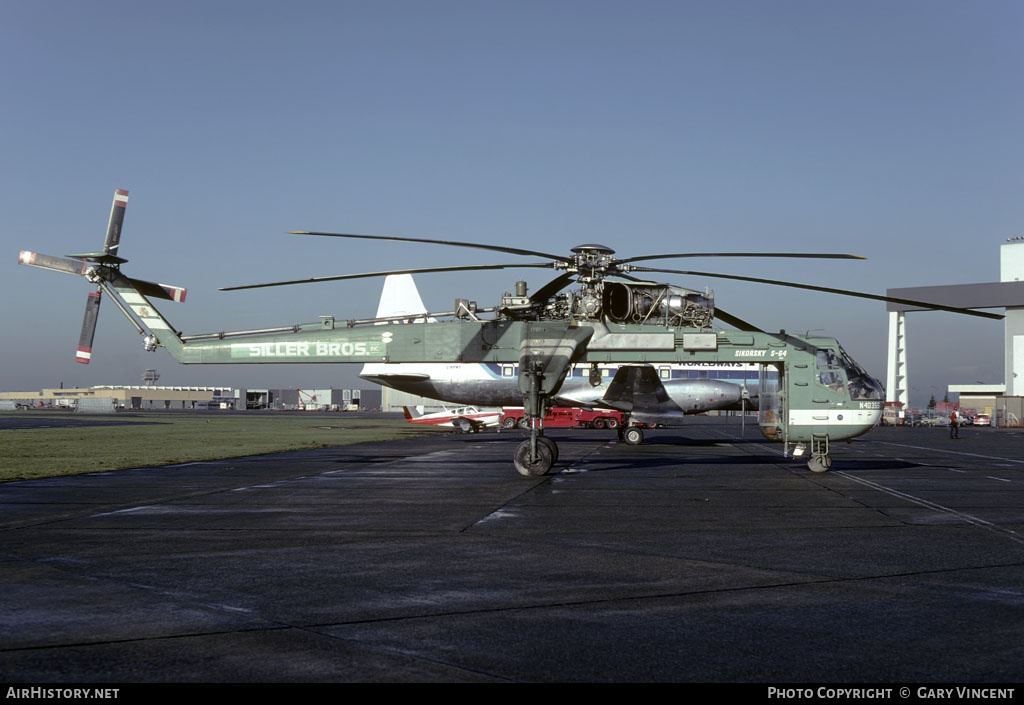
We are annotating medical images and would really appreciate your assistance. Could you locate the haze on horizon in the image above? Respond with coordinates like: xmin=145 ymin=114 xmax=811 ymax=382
xmin=2 ymin=1 xmax=1020 ymax=408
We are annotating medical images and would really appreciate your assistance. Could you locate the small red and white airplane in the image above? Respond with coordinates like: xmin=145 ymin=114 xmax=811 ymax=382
xmin=402 ymin=405 xmax=502 ymax=433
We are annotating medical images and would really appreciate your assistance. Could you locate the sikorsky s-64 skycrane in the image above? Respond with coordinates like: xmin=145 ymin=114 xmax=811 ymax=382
xmin=18 ymin=190 xmax=1002 ymax=475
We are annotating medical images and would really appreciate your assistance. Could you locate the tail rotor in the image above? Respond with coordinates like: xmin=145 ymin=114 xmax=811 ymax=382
xmin=17 ymin=188 xmax=188 ymax=365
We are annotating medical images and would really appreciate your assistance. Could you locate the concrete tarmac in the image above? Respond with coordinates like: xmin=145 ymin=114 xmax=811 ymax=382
xmin=1 ymin=418 xmax=1022 ymax=682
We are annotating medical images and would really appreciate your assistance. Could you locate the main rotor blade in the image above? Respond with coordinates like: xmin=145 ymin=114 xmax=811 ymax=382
xmin=618 ymin=252 xmax=866 ymax=265
xmin=714 ymin=306 xmax=764 ymax=333
xmin=221 ymin=262 xmax=554 ymax=291
xmin=529 ymin=272 xmax=577 ymax=305
xmin=291 ymin=231 xmax=573 ymax=264
xmin=18 ymin=251 xmax=89 ymax=276
xmin=76 ymin=289 xmax=101 ymax=364
xmin=103 ymin=189 xmax=129 ymax=256
xmin=632 ymin=267 xmax=1005 ymax=321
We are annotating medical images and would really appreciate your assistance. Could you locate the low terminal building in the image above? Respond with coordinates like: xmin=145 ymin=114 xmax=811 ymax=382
xmin=947 ymin=385 xmax=1023 ymax=427
xmin=0 ymin=386 xmax=237 ymax=410
xmin=237 ymin=388 xmax=382 ymax=411
xmin=0 ymin=386 xmax=383 ymax=412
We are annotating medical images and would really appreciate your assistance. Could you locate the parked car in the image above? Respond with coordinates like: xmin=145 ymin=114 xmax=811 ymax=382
xmin=973 ymin=413 xmax=991 ymax=427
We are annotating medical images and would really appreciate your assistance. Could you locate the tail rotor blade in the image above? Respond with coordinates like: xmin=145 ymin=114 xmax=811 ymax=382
xmin=103 ymin=189 xmax=129 ymax=256
xmin=18 ymin=251 xmax=89 ymax=276
xmin=76 ymin=289 xmax=102 ymax=364
xmin=127 ymin=277 xmax=187 ymax=302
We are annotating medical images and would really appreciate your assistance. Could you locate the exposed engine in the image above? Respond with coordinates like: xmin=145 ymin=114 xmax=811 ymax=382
xmin=600 ymin=282 xmax=714 ymax=328
xmin=517 ymin=280 xmax=714 ymax=328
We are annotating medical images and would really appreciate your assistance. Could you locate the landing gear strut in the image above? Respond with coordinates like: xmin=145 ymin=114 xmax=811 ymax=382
xmin=515 ymin=361 xmax=558 ymax=477
xmin=807 ymin=434 xmax=832 ymax=473
xmin=511 ymin=323 xmax=593 ymax=477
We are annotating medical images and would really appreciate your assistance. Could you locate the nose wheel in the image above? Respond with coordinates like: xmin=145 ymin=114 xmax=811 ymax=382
xmin=807 ymin=454 xmax=832 ymax=473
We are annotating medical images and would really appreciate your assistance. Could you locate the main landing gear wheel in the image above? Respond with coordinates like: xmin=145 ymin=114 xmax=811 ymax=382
xmin=514 ymin=439 xmax=554 ymax=476
xmin=537 ymin=435 xmax=559 ymax=464
xmin=622 ymin=426 xmax=644 ymax=446
xmin=807 ymin=455 xmax=832 ymax=473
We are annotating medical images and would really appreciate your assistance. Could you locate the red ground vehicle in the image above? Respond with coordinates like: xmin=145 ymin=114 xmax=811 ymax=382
xmin=500 ymin=407 xmax=625 ymax=429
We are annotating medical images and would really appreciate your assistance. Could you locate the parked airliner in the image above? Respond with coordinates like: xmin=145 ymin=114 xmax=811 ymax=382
xmin=360 ymin=276 xmax=765 ymax=425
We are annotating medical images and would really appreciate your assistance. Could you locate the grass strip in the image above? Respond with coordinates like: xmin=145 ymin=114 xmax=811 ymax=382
xmin=0 ymin=412 xmax=442 ymax=482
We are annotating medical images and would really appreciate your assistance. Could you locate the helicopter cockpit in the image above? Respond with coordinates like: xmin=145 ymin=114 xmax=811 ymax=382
xmin=816 ymin=346 xmax=883 ymax=401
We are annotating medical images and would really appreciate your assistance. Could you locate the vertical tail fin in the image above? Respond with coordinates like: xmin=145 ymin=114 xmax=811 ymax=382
xmin=375 ymin=274 xmax=431 ymax=321
xmin=362 ymin=275 xmax=435 ymax=380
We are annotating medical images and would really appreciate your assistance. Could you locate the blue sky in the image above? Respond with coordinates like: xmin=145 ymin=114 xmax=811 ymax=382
xmin=2 ymin=0 xmax=1021 ymax=406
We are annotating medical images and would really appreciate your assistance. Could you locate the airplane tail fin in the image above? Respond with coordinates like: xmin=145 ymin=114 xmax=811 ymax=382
xmin=374 ymin=274 xmax=432 ymax=322
xmin=362 ymin=275 xmax=435 ymax=380
xmin=402 ymin=405 xmax=430 ymax=420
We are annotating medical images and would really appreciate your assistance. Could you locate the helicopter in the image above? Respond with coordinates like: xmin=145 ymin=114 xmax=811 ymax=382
xmin=17 ymin=189 xmax=1003 ymax=476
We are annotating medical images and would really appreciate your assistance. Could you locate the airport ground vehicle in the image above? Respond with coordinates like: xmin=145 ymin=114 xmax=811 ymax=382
xmin=881 ymin=401 xmax=905 ymax=426
xmin=500 ymin=406 xmax=625 ymax=429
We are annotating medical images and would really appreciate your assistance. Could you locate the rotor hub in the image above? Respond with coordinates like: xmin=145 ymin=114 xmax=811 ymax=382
xmin=570 ymin=243 xmax=618 ymax=281
xmin=570 ymin=243 xmax=615 ymax=256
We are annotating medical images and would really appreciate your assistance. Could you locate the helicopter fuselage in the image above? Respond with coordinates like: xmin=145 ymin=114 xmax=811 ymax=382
xmin=138 ymin=282 xmax=882 ymax=448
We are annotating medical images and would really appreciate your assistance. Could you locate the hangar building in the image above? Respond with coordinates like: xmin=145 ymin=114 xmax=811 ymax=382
xmin=886 ymin=238 xmax=1024 ymax=425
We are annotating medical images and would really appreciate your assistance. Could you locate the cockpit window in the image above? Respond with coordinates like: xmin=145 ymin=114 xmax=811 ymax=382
xmin=837 ymin=345 xmax=884 ymax=400
xmin=819 ymin=370 xmax=845 ymax=392
xmin=813 ymin=346 xmax=883 ymax=399
xmin=816 ymin=350 xmax=841 ymax=370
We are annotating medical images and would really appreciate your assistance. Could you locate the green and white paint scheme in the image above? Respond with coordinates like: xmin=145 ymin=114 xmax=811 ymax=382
xmin=45 ymin=188 xmax=1011 ymax=477
xmin=30 ymin=254 xmax=885 ymax=474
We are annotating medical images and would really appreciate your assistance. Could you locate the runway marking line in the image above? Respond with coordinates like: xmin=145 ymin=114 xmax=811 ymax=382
xmin=875 ymin=441 xmax=1024 ymax=465
xmin=714 ymin=431 xmax=1024 ymax=546
xmin=833 ymin=471 xmax=1024 ymax=546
